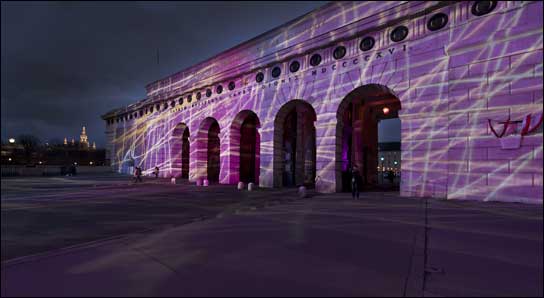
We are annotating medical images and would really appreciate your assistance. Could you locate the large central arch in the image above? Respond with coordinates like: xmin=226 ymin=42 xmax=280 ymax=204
xmin=196 ymin=117 xmax=221 ymax=183
xmin=229 ymin=110 xmax=261 ymax=184
xmin=273 ymin=100 xmax=317 ymax=188
xmin=170 ymin=122 xmax=190 ymax=179
xmin=335 ymin=84 xmax=401 ymax=192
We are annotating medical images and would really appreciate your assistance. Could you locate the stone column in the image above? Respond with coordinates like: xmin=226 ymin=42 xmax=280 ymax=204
xmin=261 ymin=117 xmax=276 ymax=188
xmin=227 ymin=125 xmax=241 ymax=184
xmin=218 ymin=130 xmax=229 ymax=184
xmin=189 ymin=126 xmax=205 ymax=182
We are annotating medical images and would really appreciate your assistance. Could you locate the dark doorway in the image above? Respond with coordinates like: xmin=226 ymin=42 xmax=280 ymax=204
xmin=283 ymin=109 xmax=298 ymax=187
xmin=337 ymin=84 xmax=401 ymax=192
xmin=240 ymin=114 xmax=258 ymax=183
xmin=207 ymin=121 xmax=220 ymax=183
xmin=181 ymin=128 xmax=190 ymax=179
xmin=274 ymin=100 xmax=316 ymax=188
xmin=171 ymin=123 xmax=189 ymax=179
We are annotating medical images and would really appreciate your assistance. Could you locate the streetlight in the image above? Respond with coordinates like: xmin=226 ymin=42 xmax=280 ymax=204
xmin=382 ymin=107 xmax=390 ymax=115
xmin=8 ymin=138 xmax=15 ymax=144
xmin=379 ymin=156 xmax=385 ymax=184
xmin=8 ymin=157 xmax=12 ymax=161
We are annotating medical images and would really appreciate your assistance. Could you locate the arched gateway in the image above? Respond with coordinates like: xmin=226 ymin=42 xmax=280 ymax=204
xmin=336 ymin=84 xmax=401 ymax=192
xmin=196 ymin=117 xmax=220 ymax=183
xmin=229 ymin=110 xmax=261 ymax=184
xmin=273 ymin=100 xmax=316 ymax=188
xmin=103 ymin=1 xmax=543 ymax=203
xmin=170 ymin=123 xmax=190 ymax=179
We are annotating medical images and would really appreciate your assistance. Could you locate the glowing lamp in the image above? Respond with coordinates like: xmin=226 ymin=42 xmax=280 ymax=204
xmin=380 ymin=157 xmax=384 ymax=161
xmin=39 ymin=161 xmax=42 ymax=164
xmin=382 ymin=107 xmax=390 ymax=115
xmin=394 ymin=161 xmax=398 ymax=165
xmin=90 ymin=161 xmax=93 ymax=165
xmin=8 ymin=158 xmax=12 ymax=161
xmin=8 ymin=138 xmax=15 ymax=144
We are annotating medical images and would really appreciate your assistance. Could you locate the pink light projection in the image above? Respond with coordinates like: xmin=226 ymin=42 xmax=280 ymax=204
xmin=101 ymin=1 xmax=543 ymax=204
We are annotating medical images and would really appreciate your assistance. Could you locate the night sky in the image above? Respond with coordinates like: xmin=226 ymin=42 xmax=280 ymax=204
xmin=1 ymin=1 xmax=329 ymax=146
xmin=2 ymin=1 xmax=402 ymax=147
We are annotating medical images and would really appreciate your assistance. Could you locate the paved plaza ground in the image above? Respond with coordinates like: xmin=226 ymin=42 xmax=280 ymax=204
xmin=1 ymin=174 xmax=542 ymax=296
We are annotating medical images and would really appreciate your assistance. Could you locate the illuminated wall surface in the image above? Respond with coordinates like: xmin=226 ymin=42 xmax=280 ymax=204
xmin=102 ymin=1 xmax=544 ymax=204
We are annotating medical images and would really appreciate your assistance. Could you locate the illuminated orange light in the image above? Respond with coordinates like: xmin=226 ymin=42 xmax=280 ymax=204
xmin=382 ymin=107 xmax=390 ymax=115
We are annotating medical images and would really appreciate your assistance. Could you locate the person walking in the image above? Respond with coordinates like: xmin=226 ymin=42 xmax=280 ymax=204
xmin=134 ymin=167 xmax=143 ymax=183
xmin=154 ymin=166 xmax=159 ymax=179
xmin=387 ymin=170 xmax=396 ymax=184
xmin=351 ymin=165 xmax=361 ymax=200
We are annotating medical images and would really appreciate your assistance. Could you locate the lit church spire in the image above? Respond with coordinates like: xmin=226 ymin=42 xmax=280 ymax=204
xmin=80 ymin=126 xmax=89 ymax=147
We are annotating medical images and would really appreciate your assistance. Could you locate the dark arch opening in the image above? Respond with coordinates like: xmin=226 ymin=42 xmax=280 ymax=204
xmin=230 ymin=110 xmax=261 ymax=184
xmin=240 ymin=114 xmax=259 ymax=183
xmin=336 ymin=84 xmax=401 ymax=192
xmin=273 ymin=100 xmax=317 ymax=188
xmin=207 ymin=121 xmax=220 ymax=183
xmin=171 ymin=123 xmax=190 ymax=179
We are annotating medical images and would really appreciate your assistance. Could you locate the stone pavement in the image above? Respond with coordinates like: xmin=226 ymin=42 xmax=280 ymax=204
xmin=1 ymin=175 xmax=301 ymax=262
xmin=1 ymin=187 xmax=542 ymax=297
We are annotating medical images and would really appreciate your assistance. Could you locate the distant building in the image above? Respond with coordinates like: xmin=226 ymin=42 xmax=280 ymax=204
xmin=65 ymin=126 xmax=94 ymax=151
xmin=378 ymin=142 xmax=400 ymax=174
xmin=2 ymin=126 xmax=107 ymax=166
xmin=1 ymin=142 xmax=23 ymax=163
xmin=80 ymin=126 xmax=89 ymax=148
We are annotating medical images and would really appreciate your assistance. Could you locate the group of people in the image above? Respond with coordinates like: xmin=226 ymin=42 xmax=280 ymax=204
xmin=133 ymin=166 xmax=160 ymax=183
xmin=133 ymin=165 xmax=395 ymax=199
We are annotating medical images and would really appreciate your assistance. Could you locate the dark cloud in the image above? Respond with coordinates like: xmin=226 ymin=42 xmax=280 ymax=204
xmin=1 ymin=1 xmax=328 ymax=146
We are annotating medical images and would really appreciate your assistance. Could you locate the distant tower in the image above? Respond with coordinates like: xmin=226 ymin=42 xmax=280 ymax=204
xmin=92 ymin=142 xmax=96 ymax=150
xmin=71 ymin=138 xmax=75 ymax=145
xmin=64 ymin=137 xmax=68 ymax=145
xmin=80 ymin=126 xmax=89 ymax=148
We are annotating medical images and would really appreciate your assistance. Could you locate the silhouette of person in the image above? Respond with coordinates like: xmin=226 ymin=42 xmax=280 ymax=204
xmin=134 ymin=167 xmax=143 ymax=183
xmin=351 ymin=165 xmax=361 ymax=199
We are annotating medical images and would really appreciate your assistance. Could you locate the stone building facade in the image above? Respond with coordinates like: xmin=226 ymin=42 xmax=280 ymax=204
xmin=102 ymin=1 xmax=543 ymax=204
